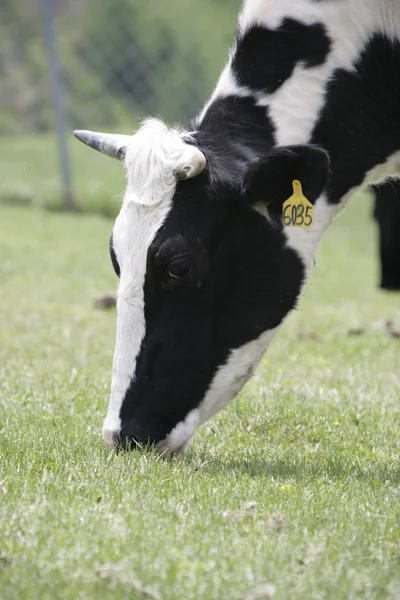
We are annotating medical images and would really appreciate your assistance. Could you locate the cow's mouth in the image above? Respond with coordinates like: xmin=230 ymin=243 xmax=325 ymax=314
xmin=104 ymin=430 xmax=188 ymax=458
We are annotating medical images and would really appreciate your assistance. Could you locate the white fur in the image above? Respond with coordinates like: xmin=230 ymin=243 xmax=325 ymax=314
xmin=161 ymin=409 xmax=200 ymax=453
xmin=238 ymin=0 xmax=393 ymax=37
xmin=123 ymin=119 xmax=202 ymax=206
xmin=103 ymin=119 xmax=196 ymax=447
xmin=198 ymin=328 xmax=278 ymax=425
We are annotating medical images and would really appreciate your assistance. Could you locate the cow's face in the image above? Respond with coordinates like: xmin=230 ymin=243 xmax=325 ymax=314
xmin=75 ymin=120 xmax=329 ymax=453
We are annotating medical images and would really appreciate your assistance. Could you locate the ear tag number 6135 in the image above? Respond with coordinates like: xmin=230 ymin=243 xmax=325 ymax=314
xmin=282 ymin=180 xmax=314 ymax=229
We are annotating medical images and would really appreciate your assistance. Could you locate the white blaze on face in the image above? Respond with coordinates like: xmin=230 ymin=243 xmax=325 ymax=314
xmin=158 ymin=409 xmax=200 ymax=455
xmin=102 ymin=200 xmax=173 ymax=448
xmin=102 ymin=119 xmax=203 ymax=448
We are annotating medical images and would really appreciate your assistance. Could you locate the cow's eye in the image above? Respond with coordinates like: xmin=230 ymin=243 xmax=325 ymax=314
xmin=167 ymin=257 xmax=193 ymax=279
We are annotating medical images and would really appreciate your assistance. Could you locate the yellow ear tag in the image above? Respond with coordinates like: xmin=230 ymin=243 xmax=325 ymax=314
xmin=282 ymin=180 xmax=314 ymax=229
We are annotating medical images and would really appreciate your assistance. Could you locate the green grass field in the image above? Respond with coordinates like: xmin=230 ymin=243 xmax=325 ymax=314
xmin=0 ymin=134 xmax=124 ymax=217
xmin=0 ymin=186 xmax=399 ymax=598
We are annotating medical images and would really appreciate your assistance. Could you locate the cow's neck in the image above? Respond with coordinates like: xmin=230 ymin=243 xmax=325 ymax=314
xmin=196 ymin=0 xmax=400 ymax=274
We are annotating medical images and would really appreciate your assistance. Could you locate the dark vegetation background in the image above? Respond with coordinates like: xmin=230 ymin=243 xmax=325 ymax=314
xmin=0 ymin=0 xmax=241 ymax=214
xmin=0 ymin=0 xmax=240 ymax=134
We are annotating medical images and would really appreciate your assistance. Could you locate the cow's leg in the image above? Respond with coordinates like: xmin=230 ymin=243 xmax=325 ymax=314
xmin=373 ymin=181 xmax=400 ymax=291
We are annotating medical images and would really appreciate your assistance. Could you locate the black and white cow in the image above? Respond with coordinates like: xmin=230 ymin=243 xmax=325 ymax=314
xmin=75 ymin=0 xmax=400 ymax=454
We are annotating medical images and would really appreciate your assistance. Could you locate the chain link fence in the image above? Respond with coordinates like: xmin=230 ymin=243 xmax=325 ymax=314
xmin=0 ymin=0 xmax=240 ymax=212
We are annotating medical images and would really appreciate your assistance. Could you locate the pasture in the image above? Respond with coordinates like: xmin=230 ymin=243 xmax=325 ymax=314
xmin=0 ymin=144 xmax=399 ymax=598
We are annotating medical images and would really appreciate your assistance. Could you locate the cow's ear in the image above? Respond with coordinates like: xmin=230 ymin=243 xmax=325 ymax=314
xmin=242 ymin=145 xmax=330 ymax=224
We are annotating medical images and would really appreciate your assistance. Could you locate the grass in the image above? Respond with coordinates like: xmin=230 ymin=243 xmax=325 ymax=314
xmin=0 ymin=133 xmax=126 ymax=217
xmin=0 ymin=192 xmax=399 ymax=599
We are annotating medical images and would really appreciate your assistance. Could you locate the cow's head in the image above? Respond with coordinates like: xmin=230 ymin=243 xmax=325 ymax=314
xmin=75 ymin=119 xmax=329 ymax=454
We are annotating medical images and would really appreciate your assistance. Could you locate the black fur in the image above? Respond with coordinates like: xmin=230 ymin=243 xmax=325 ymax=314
xmin=232 ymin=20 xmax=331 ymax=94
xmin=312 ymin=35 xmax=400 ymax=204
xmin=373 ymin=181 xmax=400 ymax=290
xmin=193 ymin=95 xmax=276 ymax=186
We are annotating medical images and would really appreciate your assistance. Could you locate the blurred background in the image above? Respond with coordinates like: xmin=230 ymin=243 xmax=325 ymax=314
xmin=1 ymin=0 xmax=399 ymax=292
xmin=0 ymin=0 xmax=241 ymax=216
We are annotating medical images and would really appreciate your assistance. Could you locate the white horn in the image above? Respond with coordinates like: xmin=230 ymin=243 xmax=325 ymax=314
xmin=73 ymin=130 xmax=131 ymax=161
xmin=173 ymin=147 xmax=206 ymax=180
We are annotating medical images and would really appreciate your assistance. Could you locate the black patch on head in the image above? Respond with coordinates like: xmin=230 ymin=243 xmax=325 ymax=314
xmin=232 ymin=19 xmax=331 ymax=94
xmin=312 ymin=34 xmax=400 ymax=204
xmin=192 ymin=95 xmax=276 ymax=186
xmin=373 ymin=181 xmax=400 ymax=291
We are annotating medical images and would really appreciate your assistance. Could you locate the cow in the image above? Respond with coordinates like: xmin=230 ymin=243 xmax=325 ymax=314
xmin=373 ymin=182 xmax=400 ymax=291
xmin=74 ymin=0 xmax=400 ymax=455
